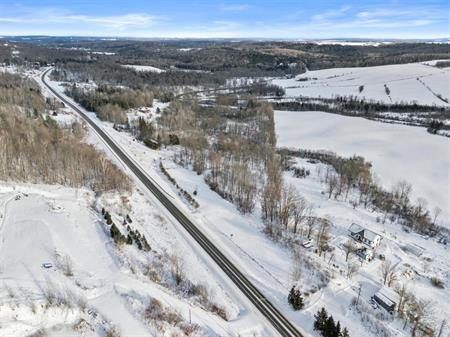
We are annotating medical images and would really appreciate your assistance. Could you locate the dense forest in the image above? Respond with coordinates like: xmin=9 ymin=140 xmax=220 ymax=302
xmin=2 ymin=38 xmax=449 ymax=82
xmin=0 ymin=72 xmax=130 ymax=192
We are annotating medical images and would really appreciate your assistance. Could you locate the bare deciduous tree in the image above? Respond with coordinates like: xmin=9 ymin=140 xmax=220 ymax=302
xmin=408 ymin=299 xmax=435 ymax=337
xmin=346 ymin=261 xmax=359 ymax=279
xmin=380 ymin=260 xmax=397 ymax=286
xmin=316 ymin=220 xmax=331 ymax=257
xmin=169 ymin=253 xmax=185 ymax=286
xmin=343 ymin=239 xmax=357 ymax=262
xmin=432 ymin=206 xmax=442 ymax=226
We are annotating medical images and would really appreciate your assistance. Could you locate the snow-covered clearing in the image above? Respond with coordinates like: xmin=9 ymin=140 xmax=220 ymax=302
xmin=122 ymin=64 xmax=166 ymax=73
xmin=0 ymin=179 xmax=266 ymax=336
xmin=311 ymin=40 xmax=393 ymax=46
xmin=275 ymin=110 xmax=450 ymax=228
xmin=271 ymin=61 xmax=450 ymax=106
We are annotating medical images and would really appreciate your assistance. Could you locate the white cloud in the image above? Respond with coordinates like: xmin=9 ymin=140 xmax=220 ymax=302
xmin=0 ymin=9 xmax=160 ymax=29
xmin=61 ymin=14 xmax=157 ymax=29
xmin=220 ymin=4 xmax=251 ymax=12
xmin=212 ymin=20 xmax=241 ymax=30
xmin=312 ymin=6 xmax=351 ymax=21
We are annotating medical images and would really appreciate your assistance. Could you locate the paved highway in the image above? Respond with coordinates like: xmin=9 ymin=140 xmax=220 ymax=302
xmin=41 ymin=68 xmax=306 ymax=337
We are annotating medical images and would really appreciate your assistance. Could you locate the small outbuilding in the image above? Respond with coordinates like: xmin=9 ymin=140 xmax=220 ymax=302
xmin=372 ymin=287 xmax=399 ymax=314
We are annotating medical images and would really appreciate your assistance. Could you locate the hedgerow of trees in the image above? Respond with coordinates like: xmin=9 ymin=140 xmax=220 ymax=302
xmin=281 ymin=148 xmax=445 ymax=236
xmin=314 ymin=307 xmax=350 ymax=337
xmin=64 ymin=84 xmax=154 ymax=124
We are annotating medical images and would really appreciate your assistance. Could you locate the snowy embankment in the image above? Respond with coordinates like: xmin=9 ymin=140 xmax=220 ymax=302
xmin=0 ymin=180 xmax=256 ymax=337
xmin=275 ymin=110 xmax=450 ymax=228
xmin=271 ymin=61 xmax=450 ymax=106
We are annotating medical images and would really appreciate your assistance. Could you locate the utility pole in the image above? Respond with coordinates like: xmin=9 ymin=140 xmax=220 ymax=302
xmin=357 ymin=283 xmax=362 ymax=304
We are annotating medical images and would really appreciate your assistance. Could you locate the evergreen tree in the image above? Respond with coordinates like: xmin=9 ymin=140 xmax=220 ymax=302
xmin=126 ymin=234 xmax=133 ymax=245
xmin=335 ymin=321 xmax=341 ymax=337
xmin=105 ymin=211 xmax=112 ymax=225
xmin=323 ymin=315 xmax=336 ymax=337
xmin=293 ymin=289 xmax=304 ymax=310
xmin=340 ymin=327 xmax=350 ymax=337
xmin=110 ymin=223 xmax=120 ymax=240
xmin=314 ymin=307 xmax=328 ymax=332
xmin=288 ymin=286 xmax=295 ymax=307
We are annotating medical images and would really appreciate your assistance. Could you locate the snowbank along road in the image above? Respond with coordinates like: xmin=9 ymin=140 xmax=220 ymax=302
xmin=41 ymin=68 xmax=307 ymax=337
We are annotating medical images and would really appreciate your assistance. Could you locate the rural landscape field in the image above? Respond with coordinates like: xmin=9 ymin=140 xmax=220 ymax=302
xmin=0 ymin=1 xmax=449 ymax=337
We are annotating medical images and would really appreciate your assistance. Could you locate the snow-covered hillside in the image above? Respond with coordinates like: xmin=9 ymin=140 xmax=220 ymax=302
xmin=275 ymin=110 xmax=450 ymax=229
xmin=271 ymin=61 xmax=450 ymax=106
xmin=0 ymin=180 xmax=273 ymax=336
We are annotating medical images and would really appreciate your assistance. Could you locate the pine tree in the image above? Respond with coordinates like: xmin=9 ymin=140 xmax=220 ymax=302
xmin=105 ymin=211 xmax=112 ymax=225
xmin=126 ymin=234 xmax=133 ymax=245
xmin=323 ymin=316 xmax=336 ymax=337
xmin=288 ymin=286 xmax=295 ymax=307
xmin=340 ymin=327 xmax=350 ymax=337
xmin=314 ymin=307 xmax=328 ymax=332
xmin=110 ymin=223 xmax=120 ymax=240
xmin=293 ymin=289 xmax=304 ymax=310
xmin=335 ymin=321 xmax=341 ymax=337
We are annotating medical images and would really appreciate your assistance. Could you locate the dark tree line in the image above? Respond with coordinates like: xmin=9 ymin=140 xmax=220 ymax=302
xmin=314 ymin=307 xmax=350 ymax=337
xmin=274 ymin=96 xmax=449 ymax=115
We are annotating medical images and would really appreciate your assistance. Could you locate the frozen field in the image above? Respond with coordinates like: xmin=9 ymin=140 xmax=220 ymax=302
xmin=122 ymin=64 xmax=166 ymax=73
xmin=272 ymin=61 xmax=450 ymax=106
xmin=275 ymin=110 xmax=450 ymax=228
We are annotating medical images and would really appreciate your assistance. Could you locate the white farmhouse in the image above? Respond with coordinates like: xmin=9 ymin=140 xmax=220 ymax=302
xmin=348 ymin=223 xmax=382 ymax=248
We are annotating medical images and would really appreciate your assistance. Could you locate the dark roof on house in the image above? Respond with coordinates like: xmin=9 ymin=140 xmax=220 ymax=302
xmin=348 ymin=223 xmax=381 ymax=242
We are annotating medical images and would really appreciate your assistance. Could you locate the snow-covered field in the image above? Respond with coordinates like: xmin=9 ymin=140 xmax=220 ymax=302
xmin=271 ymin=61 xmax=450 ymax=106
xmin=122 ymin=64 xmax=166 ymax=73
xmin=0 ymin=178 xmax=268 ymax=337
xmin=275 ymin=110 xmax=450 ymax=228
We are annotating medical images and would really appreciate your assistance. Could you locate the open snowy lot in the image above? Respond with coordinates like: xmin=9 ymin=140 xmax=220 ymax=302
xmin=271 ymin=62 xmax=450 ymax=106
xmin=275 ymin=110 xmax=450 ymax=228
xmin=0 ymin=180 xmax=272 ymax=337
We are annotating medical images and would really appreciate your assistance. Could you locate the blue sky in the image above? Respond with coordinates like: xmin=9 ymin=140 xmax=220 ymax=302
xmin=0 ymin=0 xmax=448 ymax=39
